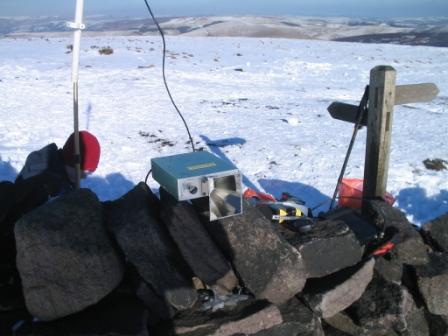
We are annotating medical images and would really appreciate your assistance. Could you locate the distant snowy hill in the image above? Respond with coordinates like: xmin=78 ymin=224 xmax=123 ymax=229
xmin=1 ymin=16 xmax=448 ymax=47
xmin=0 ymin=34 xmax=447 ymax=225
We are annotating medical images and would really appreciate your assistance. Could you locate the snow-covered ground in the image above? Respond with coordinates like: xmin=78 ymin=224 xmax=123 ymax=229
xmin=0 ymin=35 xmax=447 ymax=225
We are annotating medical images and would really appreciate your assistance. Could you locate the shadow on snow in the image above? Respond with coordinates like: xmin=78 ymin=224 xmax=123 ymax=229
xmin=396 ymin=187 xmax=448 ymax=224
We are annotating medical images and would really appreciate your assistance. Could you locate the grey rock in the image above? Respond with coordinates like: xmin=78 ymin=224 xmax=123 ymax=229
xmin=374 ymin=257 xmax=403 ymax=284
xmin=156 ymin=300 xmax=276 ymax=336
xmin=324 ymin=312 xmax=363 ymax=336
xmin=160 ymin=188 xmax=238 ymax=292
xmin=320 ymin=207 xmax=379 ymax=246
xmin=365 ymin=200 xmax=429 ymax=265
xmin=390 ymin=234 xmax=429 ymax=266
xmin=162 ymin=298 xmax=322 ymax=336
xmin=288 ymin=219 xmax=364 ymax=278
xmin=424 ymin=312 xmax=448 ymax=336
xmin=15 ymin=189 xmax=124 ymax=321
xmin=200 ymin=200 xmax=306 ymax=305
xmin=423 ymin=213 xmax=448 ymax=252
xmin=135 ymin=278 xmax=176 ymax=322
xmin=254 ymin=298 xmax=324 ymax=336
xmin=105 ymin=182 xmax=197 ymax=310
xmin=302 ymin=259 xmax=375 ymax=318
xmin=322 ymin=320 xmax=353 ymax=336
xmin=400 ymin=306 xmax=429 ymax=336
xmin=346 ymin=272 xmax=414 ymax=335
xmin=415 ymin=252 xmax=448 ymax=315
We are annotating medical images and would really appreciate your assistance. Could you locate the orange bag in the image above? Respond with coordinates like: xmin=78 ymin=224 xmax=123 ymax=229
xmin=338 ymin=178 xmax=395 ymax=209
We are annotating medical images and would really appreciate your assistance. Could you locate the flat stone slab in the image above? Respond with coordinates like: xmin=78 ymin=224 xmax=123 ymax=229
xmin=302 ymin=259 xmax=375 ymax=318
xmin=158 ymin=298 xmax=322 ymax=336
xmin=287 ymin=219 xmax=364 ymax=278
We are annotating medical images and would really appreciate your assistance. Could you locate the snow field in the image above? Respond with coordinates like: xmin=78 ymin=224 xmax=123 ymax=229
xmin=0 ymin=35 xmax=447 ymax=224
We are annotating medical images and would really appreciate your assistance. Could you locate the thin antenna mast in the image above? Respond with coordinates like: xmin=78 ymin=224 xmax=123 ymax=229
xmin=67 ymin=0 xmax=86 ymax=188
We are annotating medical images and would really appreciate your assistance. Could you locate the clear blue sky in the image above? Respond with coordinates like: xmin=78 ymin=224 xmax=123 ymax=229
xmin=2 ymin=0 xmax=448 ymax=18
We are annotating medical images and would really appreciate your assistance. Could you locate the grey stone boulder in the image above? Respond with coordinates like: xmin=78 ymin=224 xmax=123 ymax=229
xmin=324 ymin=312 xmax=364 ymax=336
xmin=346 ymin=272 xmax=414 ymax=335
xmin=158 ymin=298 xmax=323 ymax=336
xmin=287 ymin=218 xmax=364 ymax=278
xmin=365 ymin=200 xmax=429 ymax=266
xmin=199 ymin=200 xmax=307 ymax=305
xmin=254 ymin=298 xmax=324 ymax=336
xmin=423 ymin=213 xmax=448 ymax=252
xmin=400 ymin=306 xmax=429 ymax=336
xmin=415 ymin=252 xmax=448 ymax=315
xmin=15 ymin=188 xmax=124 ymax=321
xmin=325 ymin=306 xmax=426 ymax=336
xmin=159 ymin=188 xmax=238 ymax=292
xmin=301 ymin=258 xmax=375 ymax=319
xmin=390 ymin=234 xmax=429 ymax=267
xmin=374 ymin=257 xmax=403 ymax=284
xmin=105 ymin=182 xmax=197 ymax=311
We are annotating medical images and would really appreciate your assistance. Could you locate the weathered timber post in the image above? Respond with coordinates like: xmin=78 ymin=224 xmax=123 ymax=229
xmin=327 ymin=66 xmax=438 ymax=211
xmin=362 ymin=66 xmax=396 ymax=211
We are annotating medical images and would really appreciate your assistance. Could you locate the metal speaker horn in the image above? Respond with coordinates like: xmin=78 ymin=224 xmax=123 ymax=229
xmin=208 ymin=174 xmax=242 ymax=221
xmin=151 ymin=151 xmax=243 ymax=221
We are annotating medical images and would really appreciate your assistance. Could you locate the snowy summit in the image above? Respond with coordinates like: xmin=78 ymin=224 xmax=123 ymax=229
xmin=0 ymin=23 xmax=447 ymax=225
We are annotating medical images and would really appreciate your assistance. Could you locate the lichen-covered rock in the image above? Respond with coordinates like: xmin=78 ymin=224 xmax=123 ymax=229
xmin=15 ymin=189 xmax=124 ymax=321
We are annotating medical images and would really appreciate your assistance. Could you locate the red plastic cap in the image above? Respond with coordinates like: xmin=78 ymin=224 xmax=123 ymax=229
xmin=373 ymin=241 xmax=395 ymax=256
xmin=62 ymin=131 xmax=101 ymax=172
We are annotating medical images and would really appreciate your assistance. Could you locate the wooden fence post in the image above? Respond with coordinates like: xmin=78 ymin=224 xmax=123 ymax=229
xmin=362 ymin=66 xmax=397 ymax=212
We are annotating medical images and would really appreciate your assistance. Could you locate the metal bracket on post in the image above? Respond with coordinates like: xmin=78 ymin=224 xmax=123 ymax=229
xmin=66 ymin=21 xmax=86 ymax=30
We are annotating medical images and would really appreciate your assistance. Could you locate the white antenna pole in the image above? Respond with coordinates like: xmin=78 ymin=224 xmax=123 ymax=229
xmin=67 ymin=0 xmax=85 ymax=188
